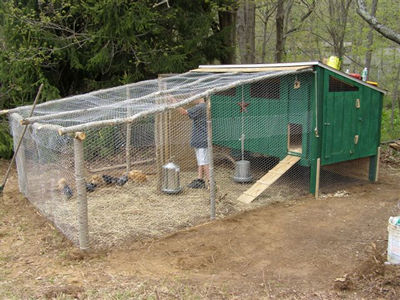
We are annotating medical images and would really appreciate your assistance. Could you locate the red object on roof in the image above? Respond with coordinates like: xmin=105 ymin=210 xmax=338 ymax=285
xmin=349 ymin=73 xmax=361 ymax=80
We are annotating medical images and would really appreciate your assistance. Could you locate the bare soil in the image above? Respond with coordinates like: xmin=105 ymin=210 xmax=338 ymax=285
xmin=1 ymin=154 xmax=400 ymax=299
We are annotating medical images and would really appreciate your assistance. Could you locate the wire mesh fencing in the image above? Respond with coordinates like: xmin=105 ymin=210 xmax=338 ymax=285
xmin=6 ymin=68 xmax=381 ymax=248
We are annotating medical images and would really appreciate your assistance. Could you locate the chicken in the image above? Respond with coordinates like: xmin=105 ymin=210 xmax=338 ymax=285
xmin=116 ymin=175 xmax=128 ymax=186
xmin=90 ymin=175 xmax=102 ymax=186
xmin=57 ymin=178 xmax=73 ymax=200
xmin=86 ymin=182 xmax=97 ymax=192
xmin=102 ymin=174 xmax=118 ymax=184
xmin=128 ymin=170 xmax=147 ymax=183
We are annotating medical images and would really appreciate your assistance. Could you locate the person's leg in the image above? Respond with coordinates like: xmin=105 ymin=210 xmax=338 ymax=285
xmin=197 ymin=165 xmax=204 ymax=179
xmin=188 ymin=148 xmax=206 ymax=188
xmin=203 ymin=164 xmax=209 ymax=181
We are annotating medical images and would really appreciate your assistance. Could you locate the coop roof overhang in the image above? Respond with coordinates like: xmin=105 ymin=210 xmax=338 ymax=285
xmin=3 ymin=67 xmax=312 ymax=135
xmin=2 ymin=62 xmax=385 ymax=136
xmin=197 ymin=61 xmax=387 ymax=94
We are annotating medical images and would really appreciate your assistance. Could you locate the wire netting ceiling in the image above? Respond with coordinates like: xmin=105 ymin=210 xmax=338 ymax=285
xmin=16 ymin=69 xmax=306 ymax=131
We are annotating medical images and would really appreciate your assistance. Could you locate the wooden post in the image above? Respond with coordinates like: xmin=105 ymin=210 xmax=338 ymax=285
xmin=315 ymin=158 xmax=320 ymax=199
xmin=74 ymin=132 xmax=89 ymax=250
xmin=155 ymin=112 xmax=163 ymax=191
xmin=369 ymin=146 xmax=381 ymax=182
xmin=310 ymin=157 xmax=320 ymax=197
xmin=0 ymin=84 xmax=43 ymax=195
xmin=206 ymin=97 xmax=216 ymax=219
xmin=126 ymin=87 xmax=132 ymax=174
xmin=18 ymin=133 xmax=28 ymax=196
xmin=164 ymin=110 xmax=170 ymax=161
xmin=155 ymin=75 xmax=174 ymax=190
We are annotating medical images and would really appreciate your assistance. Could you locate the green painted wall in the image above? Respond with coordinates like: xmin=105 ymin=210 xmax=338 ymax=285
xmin=211 ymin=72 xmax=314 ymax=166
xmin=209 ymin=66 xmax=383 ymax=195
xmin=320 ymin=69 xmax=383 ymax=166
xmin=210 ymin=67 xmax=383 ymax=170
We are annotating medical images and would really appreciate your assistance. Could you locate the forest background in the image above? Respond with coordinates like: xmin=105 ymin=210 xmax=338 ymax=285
xmin=0 ymin=0 xmax=399 ymax=158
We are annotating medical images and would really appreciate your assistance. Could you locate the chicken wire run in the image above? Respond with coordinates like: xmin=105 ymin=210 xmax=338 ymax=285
xmin=3 ymin=62 xmax=385 ymax=249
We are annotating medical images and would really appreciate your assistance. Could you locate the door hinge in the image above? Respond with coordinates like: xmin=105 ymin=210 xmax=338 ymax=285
xmin=354 ymin=135 xmax=359 ymax=144
xmin=355 ymin=98 xmax=360 ymax=108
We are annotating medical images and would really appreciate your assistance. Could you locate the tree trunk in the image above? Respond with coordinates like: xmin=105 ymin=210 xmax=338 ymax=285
xmin=237 ymin=0 xmax=256 ymax=64
xmin=219 ymin=9 xmax=237 ymax=64
xmin=326 ymin=0 xmax=353 ymax=59
xmin=275 ymin=0 xmax=285 ymax=62
xmin=261 ymin=6 xmax=270 ymax=63
xmin=274 ymin=0 xmax=314 ymax=63
xmin=392 ymin=66 xmax=400 ymax=129
xmin=260 ymin=2 xmax=277 ymax=63
xmin=364 ymin=0 xmax=378 ymax=75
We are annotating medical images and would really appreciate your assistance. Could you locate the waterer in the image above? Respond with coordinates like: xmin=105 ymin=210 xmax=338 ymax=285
xmin=161 ymin=161 xmax=182 ymax=194
xmin=233 ymin=159 xmax=252 ymax=183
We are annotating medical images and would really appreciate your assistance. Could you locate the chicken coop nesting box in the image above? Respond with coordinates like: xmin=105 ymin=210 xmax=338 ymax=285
xmin=3 ymin=62 xmax=385 ymax=249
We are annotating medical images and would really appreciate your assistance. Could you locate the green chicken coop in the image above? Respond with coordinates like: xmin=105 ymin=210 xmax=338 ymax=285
xmin=197 ymin=62 xmax=386 ymax=196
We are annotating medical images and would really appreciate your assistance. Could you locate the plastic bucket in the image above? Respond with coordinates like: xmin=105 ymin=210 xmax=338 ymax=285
xmin=387 ymin=217 xmax=400 ymax=264
xmin=327 ymin=56 xmax=341 ymax=70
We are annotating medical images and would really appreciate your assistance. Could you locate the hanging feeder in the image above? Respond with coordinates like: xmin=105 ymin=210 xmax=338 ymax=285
xmin=233 ymin=86 xmax=253 ymax=183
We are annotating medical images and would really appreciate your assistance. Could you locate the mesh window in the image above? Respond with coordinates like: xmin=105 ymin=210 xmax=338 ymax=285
xmin=329 ymin=76 xmax=359 ymax=92
xmin=250 ymin=78 xmax=280 ymax=99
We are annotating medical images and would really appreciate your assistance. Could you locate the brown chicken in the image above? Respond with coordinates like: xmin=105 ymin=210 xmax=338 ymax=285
xmin=90 ymin=175 xmax=102 ymax=186
xmin=128 ymin=170 xmax=147 ymax=183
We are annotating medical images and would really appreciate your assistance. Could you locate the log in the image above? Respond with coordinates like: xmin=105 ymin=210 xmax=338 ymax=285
xmin=389 ymin=142 xmax=400 ymax=152
xmin=74 ymin=136 xmax=89 ymax=250
xmin=126 ymin=87 xmax=132 ymax=173
xmin=206 ymin=97 xmax=216 ymax=219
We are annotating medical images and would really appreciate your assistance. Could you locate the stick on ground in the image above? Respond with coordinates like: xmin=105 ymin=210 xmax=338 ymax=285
xmin=0 ymin=84 xmax=44 ymax=196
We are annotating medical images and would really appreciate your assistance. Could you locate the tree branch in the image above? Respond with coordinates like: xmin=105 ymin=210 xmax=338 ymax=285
xmin=285 ymin=0 xmax=315 ymax=35
xmin=356 ymin=0 xmax=400 ymax=45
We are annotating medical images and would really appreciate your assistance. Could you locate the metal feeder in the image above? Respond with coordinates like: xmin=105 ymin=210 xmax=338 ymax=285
xmin=161 ymin=162 xmax=182 ymax=194
xmin=233 ymin=159 xmax=253 ymax=183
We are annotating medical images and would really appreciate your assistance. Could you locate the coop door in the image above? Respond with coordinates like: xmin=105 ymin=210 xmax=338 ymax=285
xmin=287 ymin=73 xmax=312 ymax=156
xmin=322 ymin=74 xmax=361 ymax=165
xmin=288 ymin=123 xmax=302 ymax=154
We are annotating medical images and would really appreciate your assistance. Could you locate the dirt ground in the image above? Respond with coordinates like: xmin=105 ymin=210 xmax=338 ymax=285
xmin=1 ymin=151 xmax=400 ymax=299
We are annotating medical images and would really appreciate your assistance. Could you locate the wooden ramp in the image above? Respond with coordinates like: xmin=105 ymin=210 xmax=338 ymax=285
xmin=238 ymin=155 xmax=301 ymax=204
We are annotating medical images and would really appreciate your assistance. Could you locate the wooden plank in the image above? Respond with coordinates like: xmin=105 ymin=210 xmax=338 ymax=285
xmin=376 ymin=146 xmax=381 ymax=182
xmin=237 ymin=193 xmax=254 ymax=203
xmin=315 ymin=158 xmax=320 ymax=199
xmin=192 ymin=66 xmax=311 ymax=73
xmin=238 ymin=155 xmax=301 ymax=204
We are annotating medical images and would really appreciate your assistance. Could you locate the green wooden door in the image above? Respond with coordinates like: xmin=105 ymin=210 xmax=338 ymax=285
xmin=322 ymin=72 xmax=366 ymax=165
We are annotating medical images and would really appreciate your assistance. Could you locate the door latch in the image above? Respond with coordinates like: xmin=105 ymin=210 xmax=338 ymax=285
xmin=354 ymin=135 xmax=359 ymax=144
